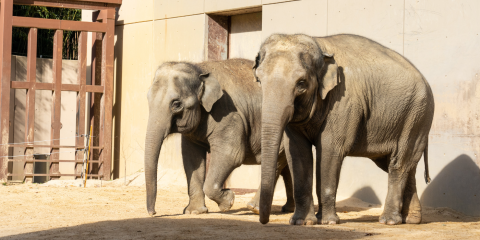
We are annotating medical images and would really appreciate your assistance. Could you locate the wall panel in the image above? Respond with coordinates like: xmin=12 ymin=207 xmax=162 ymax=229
xmin=154 ymin=0 xmax=204 ymax=20
xmin=205 ymin=0 xmax=262 ymax=14
xmin=403 ymin=0 xmax=480 ymax=215
xmin=153 ymin=14 xmax=206 ymax=65
xmin=327 ymin=0 xmax=404 ymax=54
xmin=229 ymin=12 xmax=262 ymax=60
xmin=262 ymin=0 xmax=327 ymax=40
xmin=113 ymin=21 xmax=154 ymax=178
xmin=116 ymin=1 xmax=153 ymax=25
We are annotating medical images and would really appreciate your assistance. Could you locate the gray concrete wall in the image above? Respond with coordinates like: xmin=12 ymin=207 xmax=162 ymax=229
xmin=108 ymin=0 xmax=480 ymax=216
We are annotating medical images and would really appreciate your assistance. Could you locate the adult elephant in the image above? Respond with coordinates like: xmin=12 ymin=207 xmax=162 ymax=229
xmin=145 ymin=59 xmax=294 ymax=217
xmin=253 ymin=34 xmax=434 ymax=226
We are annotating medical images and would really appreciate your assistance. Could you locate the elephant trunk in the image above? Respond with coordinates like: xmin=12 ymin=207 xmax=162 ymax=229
xmin=259 ymin=102 xmax=294 ymax=224
xmin=144 ymin=114 xmax=170 ymax=216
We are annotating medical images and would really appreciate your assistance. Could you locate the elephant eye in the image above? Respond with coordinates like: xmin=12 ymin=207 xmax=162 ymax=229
xmin=171 ymin=100 xmax=183 ymax=112
xmin=296 ymin=80 xmax=307 ymax=92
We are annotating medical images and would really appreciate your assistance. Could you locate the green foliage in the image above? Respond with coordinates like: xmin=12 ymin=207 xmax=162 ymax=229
xmin=12 ymin=5 xmax=81 ymax=60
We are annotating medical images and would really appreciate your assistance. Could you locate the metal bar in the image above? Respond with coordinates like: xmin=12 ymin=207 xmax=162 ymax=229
xmin=49 ymin=29 xmax=62 ymax=180
xmin=11 ymin=82 xmax=54 ymax=90
xmin=100 ymin=9 xmax=115 ymax=180
xmin=12 ymin=0 xmax=120 ymax=10
xmin=13 ymin=16 xmax=59 ymax=29
xmin=89 ymin=21 xmax=102 ymax=177
xmin=11 ymin=81 xmax=31 ymax=89
xmin=8 ymin=173 xmax=103 ymax=177
xmin=97 ymin=11 xmax=106 ymax=178
xmin=61 ymin=19 xmax=107 ymax=32
xmin=76 ymin=31 xmax=87 ymax=178
xmin=12 ymin=16 xmax=107 ymax=33
xmin=9 ymin=160 xmax=101 ymax=163
xmin=23 ymin=27 xmax=37 ymax=183
xmin=97 ymin=8 xmax=116 ymax=20
xmin=85 ymin=85 xmax=103 ymax=93
xmin=61 ymin=84 xmax=80 ymax=92
xmin=6 ymin=144 xmax=103 ymax=149
xmin=58 ymin=0 xmax=122 ymax=4
xmin=36 ymin=82 xmax=54 ymax=90
xmin=0 ymin=0 xmax=13 ymax=182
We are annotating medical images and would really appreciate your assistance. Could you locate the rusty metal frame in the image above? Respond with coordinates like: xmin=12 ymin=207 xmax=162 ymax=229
xmin=0 ymin=0 xmax=120 ymax=182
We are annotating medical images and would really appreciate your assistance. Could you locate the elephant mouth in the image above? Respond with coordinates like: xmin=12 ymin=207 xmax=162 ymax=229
xmin=290 ymin=88 xmax=318 ymax=125
xmin=176 ymin=120 xmax=189 ymax=132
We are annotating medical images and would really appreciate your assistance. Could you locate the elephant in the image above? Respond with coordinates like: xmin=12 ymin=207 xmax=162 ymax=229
xmin=253 ymin=34 xmax=434 ymax=226
xmin=144 ymin=59 xmax=295 ymax=217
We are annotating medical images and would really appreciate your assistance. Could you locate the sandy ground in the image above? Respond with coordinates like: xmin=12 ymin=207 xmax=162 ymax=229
xmin=1 ymin=181 xmax=479 ymax=240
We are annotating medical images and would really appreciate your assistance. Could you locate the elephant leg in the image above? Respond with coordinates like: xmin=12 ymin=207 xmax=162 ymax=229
xmin=247 ymin=185 xmax=262 ymax=214
xmin=281 ymin=164 xmax=295 ymax=213
xmin=380 ymin=139 xmax=425 ymax=225
xmin=203 ymin=148 xmax=243 ymax=212
xmin=181 ymin=136 xmax=208 ymax=215
xmin=247 ymin=155 xmax=292 ymax=214
xmin=316 ymin=145 xmax=344 ymax=225
xmin=380 ymin=165 xmax=409 ymax=225
xmin=284 ymin=127 xmax=316 ymax=225
xmin=402 ymin=166 xmax=422 ymax=224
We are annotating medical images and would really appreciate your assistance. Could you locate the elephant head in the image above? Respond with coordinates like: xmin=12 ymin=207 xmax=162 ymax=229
xmin=252 ymin=34 xmax=339 ymax=224
xmin=145 ymin=62 xmax=223 ymax=216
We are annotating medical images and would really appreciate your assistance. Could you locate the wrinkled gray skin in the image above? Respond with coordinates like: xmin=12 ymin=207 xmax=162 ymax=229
xmin=253 ymin=34 xmax=434 ymax=226
xmin=145 ymin=59 xmax=295 ymax=217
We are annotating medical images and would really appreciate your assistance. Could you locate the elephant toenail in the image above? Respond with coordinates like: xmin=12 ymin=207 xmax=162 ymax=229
xmin=296 ymin=220 xmax=304 ymax=225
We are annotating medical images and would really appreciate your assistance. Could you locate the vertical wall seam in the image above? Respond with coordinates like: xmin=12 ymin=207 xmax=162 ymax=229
xmin=326 ymin=0 xmax=329 ymax=36
xmin=403 ymin=0 xmax=405 ymax=56
xmin=152 ymin=0 xmax=155 ymax=76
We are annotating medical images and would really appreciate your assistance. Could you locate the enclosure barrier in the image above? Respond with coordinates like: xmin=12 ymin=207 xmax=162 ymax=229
xmin=0 ymin=0 xmax=121 ymax=182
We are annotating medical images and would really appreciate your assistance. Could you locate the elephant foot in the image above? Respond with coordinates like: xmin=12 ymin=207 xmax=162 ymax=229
xmin=289 ymin=212 xmax=317 ymax=225
xmin=184 ymin=205 xmax=208 ymax=215
xmin=148 ymin=210 xmax=156 ymax=217
xmin=316 ymin=212 xmax=340 ymax=225
xmin=403 ymin=212 xmax=422 ymax=224
xmin=402 ymin=207 xmax=422 ymax=224
xmin=402 ymin=190 xmax=422 ymax=224
xmin=247 ymin=200 xmax=260 ymax=214
xmin=217 ymin=190 xmax=235 ymax=212
xmin=281 ymin=201 xmax=295 ymax=213
xmin=379 ymin=211 xmax=402 ymax=225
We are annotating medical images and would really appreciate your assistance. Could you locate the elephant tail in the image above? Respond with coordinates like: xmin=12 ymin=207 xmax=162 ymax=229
xmin=424 ymin=139 xmax=431 ymax=184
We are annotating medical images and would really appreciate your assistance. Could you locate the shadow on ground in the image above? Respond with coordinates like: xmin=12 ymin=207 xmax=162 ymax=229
xmin=2 ymin=217 xmax=369 ymax=240
xmin=421 ymin=154 xmax=480 ymax=217
xmin=351 ymin=186 xmax=382 ymax=205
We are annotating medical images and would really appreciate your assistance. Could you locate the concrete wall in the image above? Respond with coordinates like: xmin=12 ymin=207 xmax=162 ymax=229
xmin=108 ymin=0 xmax=480 ymax=216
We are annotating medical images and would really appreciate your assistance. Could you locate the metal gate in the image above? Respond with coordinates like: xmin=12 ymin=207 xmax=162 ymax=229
xmin=0 ymin=0 xmax=121 ymax=182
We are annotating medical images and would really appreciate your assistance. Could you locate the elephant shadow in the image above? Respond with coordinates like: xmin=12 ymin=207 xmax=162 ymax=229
xmin=348 ymin=186 xmax=382 ymax=206
xmin=226 ymin=205 xmax=292 ymax=216
xmin=2 ymin=217 xmax=368 ymax=239
xmin=420 ymin=154 xmax=480 ymax=220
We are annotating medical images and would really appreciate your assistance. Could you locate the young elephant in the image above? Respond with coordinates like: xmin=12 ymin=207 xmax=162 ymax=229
xmin=145 ymin=59 xmax=294 ymax=216
xmin=253 ymin=34 xmax=434 ymax=226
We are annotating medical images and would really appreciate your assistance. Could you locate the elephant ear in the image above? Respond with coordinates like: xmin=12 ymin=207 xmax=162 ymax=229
xmin=199 ymin=73 xmax=223 ymax=112
xmin=318 ymin=53 xmax=339 ymax=100
xmin=252 ymin=52 xmax=261 ymax=83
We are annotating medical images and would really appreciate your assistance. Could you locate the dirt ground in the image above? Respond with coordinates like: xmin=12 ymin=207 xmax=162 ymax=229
xmin=1 ymin=182 xmax=479 ymax=240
